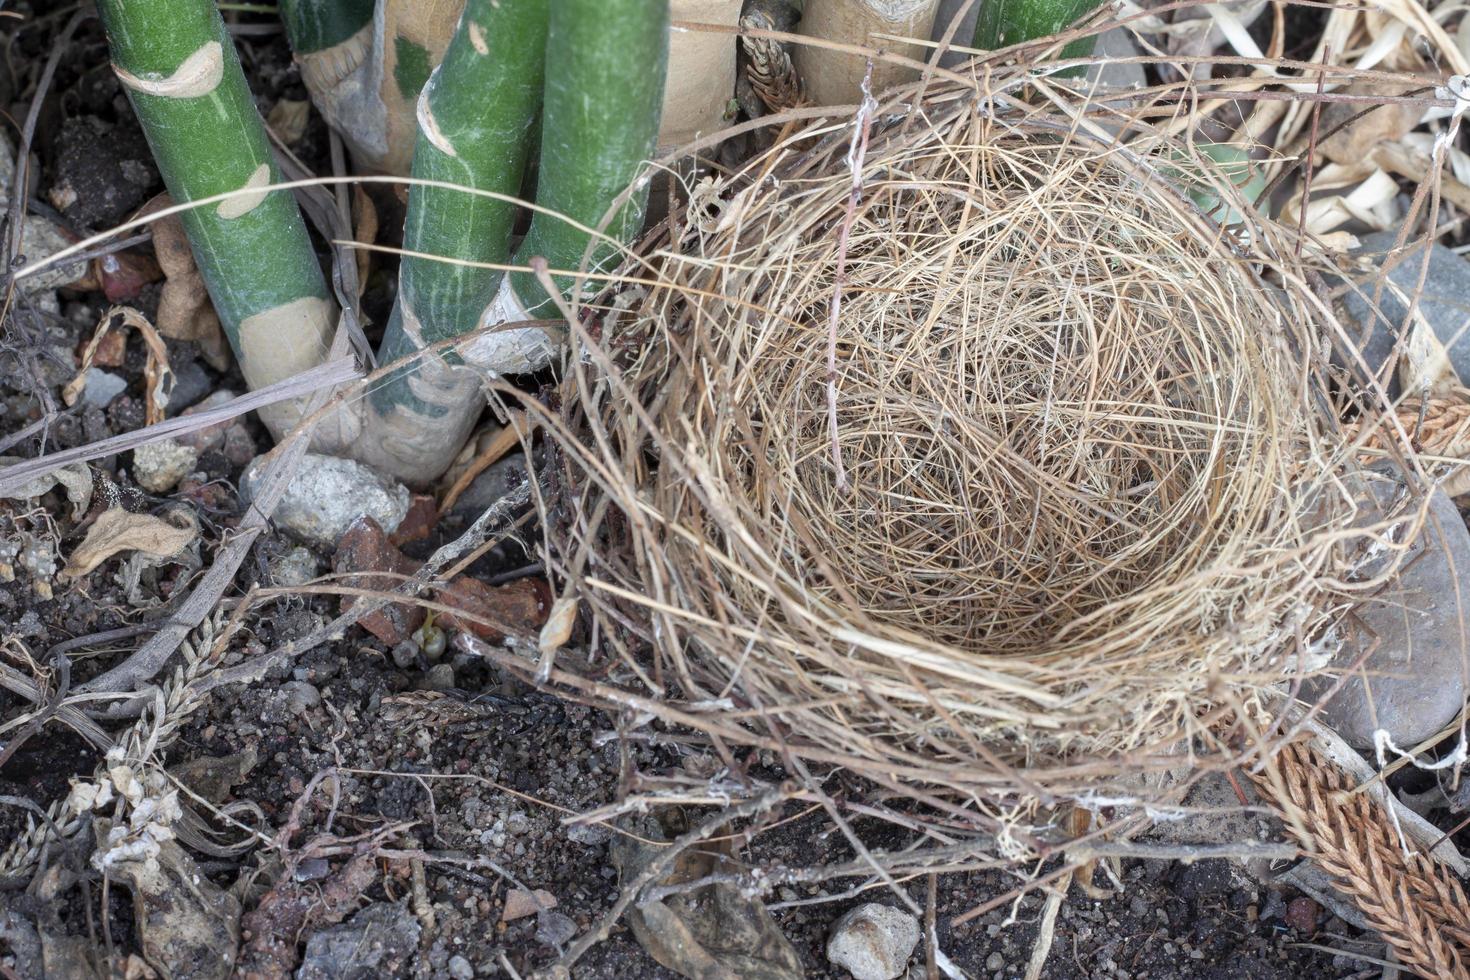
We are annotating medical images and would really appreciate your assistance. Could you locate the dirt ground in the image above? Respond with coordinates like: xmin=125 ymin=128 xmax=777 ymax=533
xmin=1 ymin=5 xmax=1466 ymax=980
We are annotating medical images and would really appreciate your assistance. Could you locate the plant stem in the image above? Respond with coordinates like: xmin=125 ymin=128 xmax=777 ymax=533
xmin=278 ymin=0 xmax=372 ymax=52
xmin=363 ymin=0 xmax=669 ymax=483
xmin=359 ymin=0 xmax=550 ymax=481
xmin=972 ymin=0 xmax=1102 ymax=61
xmin=498 ymin=0 xmax=669 ymax=323
xmin=96 ymin=0 xmax=337 ymax=440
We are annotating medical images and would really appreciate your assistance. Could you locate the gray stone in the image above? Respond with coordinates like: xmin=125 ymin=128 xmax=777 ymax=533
xmin=1337 ymin=229 xmax=1470 ymax=397
xmin=1304 ymin=488 xmax=1470 ymax=750
xmin=132 ymin=439 xmax=199 ymax=493
xmin=1089 ymin=29 xmax=1145 ymax=93
xmin=450 ymin=453 xmax=530 ymax=520
xmin=12 ymin=213 xmax=87 ymax=295
xmin=447 ymin=955 xmax=474 ymax=980
xmin=827 ymin=904 xmax=920 ymax=980
xmin=268 ymin=545 xmax=320 ymax=588
xmin=81 ymin=368 xmax=127 ymax=408
xmin=420 ymin=663 xmax=455 ymax=692
xmin=166 ymin=360 xmax=213 ymax=413
xmin=535 ymin=910 xmax=577 ymax=948
xmin=282 ymin=680 xmax=321 ymax=715
xmin=297 ymin=903 xmax=420 ymax=979
xmin=239 ymin=453 xmax=410 ymax=550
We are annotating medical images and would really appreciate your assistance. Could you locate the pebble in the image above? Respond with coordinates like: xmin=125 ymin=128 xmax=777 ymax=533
xmin=447 ymin=955 xmax=474 ymax=980
xmin=296 ymin=902 xmax=420 ymax=979
xmin=534 ymin=910 xmax=576 ymax=948
xmin=826 ymin=904 xmax=920 ymax=980
xmin=281 ymin=680 xmax=321 ymax=715
xmin=239 ymin=453 xmax=410 ymax=550
xmin=81 ymin=368 xmax=127 ymax=408
xmin=268 ymin=545 xmax=320 ymax=588
xmin=165 ymin=360 xmax=212 ymax=413
xmin=1304 ymin=488 xmax=1470 ymax=749
xmin=1337 ymin=229 xmax=1470 ymax=396
xmin=132 ymin=439 xmax=199 ymax=493
xmin=420 ymin=663 xmax=455 ymax=691
xmin=985 ymin=951 xmax=1006 ymax=971
xmin=1284 ymin=896 xmax=1321 ymax=934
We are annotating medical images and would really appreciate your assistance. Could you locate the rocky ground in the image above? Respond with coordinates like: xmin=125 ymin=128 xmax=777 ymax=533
xmin=2 ymin=4 xmax=1470 ymax=980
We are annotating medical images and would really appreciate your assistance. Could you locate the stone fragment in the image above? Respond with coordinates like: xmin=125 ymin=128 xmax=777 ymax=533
xmin=826 ymin=903 xmax=920 ymax=980
xmin=502 ymin=888 xmax=558 ymax=922
xmin=239 ymin=453 xmax=409 ymax=550
xmin=1305 ymin=488 xmax=1470 ymax=749
xmin=132 ymin=439 xmax=199 ymax=493
xmin=296 ymin=903 xmax=419 ymax=980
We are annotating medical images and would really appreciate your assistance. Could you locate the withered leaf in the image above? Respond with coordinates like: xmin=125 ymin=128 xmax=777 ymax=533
xmin=62 ymin=508 xmax=198 ymax=579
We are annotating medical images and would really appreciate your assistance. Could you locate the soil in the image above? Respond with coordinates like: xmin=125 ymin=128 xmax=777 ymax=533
xmin=0 ymin=5 xmax=1465 ymax=980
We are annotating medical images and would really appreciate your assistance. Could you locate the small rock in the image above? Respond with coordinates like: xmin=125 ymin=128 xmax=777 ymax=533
xmin=165 ymin=360 xmax=212 ymax=413
xmin=268 ymin=545 xmax=320 ymax=588
xmin=826 ymin=904 xmax=920 ymax=980
xmin=1304 ymin=488 xmax=1470 ymax=749
xmin=502 ymin=888 xmax=558 ymax=922
xmin=420 ymin=663 xmax=455 ymax=691
xmin=1337 ymin=229 xmax=1470 ymax=396
xmin=297 ymin=903 xmax=420 ymax=979
xmin=1284 ymin=896 xmax=1321 ymax=934
xmin=566 ymin=822 xmax=612 ymax=846
xmin=80 ymin=368 xmax=127 ymax=408
xmin=535 ymin=910 xmax=577 ymax=948
xmin=174 ymin=389 xmax=239 ymax=453
xmin=221 ymin=424 xmax=257 ymax=467
xmin=13 ymin=213 xmax=88 ymax=294
xmin=447 ymin=955 xmax=474 ymax=980
xmin=132 ymin=439 xmax=199 ymax=493
xmin=985 ymin=951 xmax=1006 ymax=971
xmin=450 ymin=454 xmax=530 ymax=520
xmin=240 ymin=453 xmax=410 ymax=550
xmin=1089 ymin=28 xmax=1145 ymax=92
xmin=281 ymin=680 xmax=321 ymax=715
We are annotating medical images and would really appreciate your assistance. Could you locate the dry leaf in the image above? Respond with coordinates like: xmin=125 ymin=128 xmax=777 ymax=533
xmin=0 ymin=457 xmax=92 ymax=519
xmin=538 ymin=596 xmax=578 ymax=655
xmin=1319 ymin=84 xmax=1423 ymax=165
xmin=63 ymin=306 xmax=176 ymax=426
xmin=139 ymin=194 xmax=232 ymax=372
xmin=62 ymin=507 xmax=198 ymax=580
xmin=353 ymin=185 xmax=378 ymax=294
xmin=266 ymin=98 xmax=310 ymax=144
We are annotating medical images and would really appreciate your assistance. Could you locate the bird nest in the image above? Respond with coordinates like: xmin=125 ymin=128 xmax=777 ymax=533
xmin=535 ymin=72 xmax=1398 ymax=805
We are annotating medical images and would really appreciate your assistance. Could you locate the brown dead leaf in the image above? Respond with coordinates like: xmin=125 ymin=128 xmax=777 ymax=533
xmin=267 ymin=98 xmax=310 ymax=144
xmin=353 ymin=185 xmax=378 ymax=294
xmin=62 ymin=507 xmax=198 ymax=580
xmin=63 ymin=306 xmax=175 ymax=425
xmin=1318 ymin=84 xmax=1423 ymax=166
xmin=139 ymin=194 xmax=232 ymax=372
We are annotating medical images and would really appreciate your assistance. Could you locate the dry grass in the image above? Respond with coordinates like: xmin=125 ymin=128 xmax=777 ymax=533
xmin=526 ymin=57 xmax=1420 ymax=824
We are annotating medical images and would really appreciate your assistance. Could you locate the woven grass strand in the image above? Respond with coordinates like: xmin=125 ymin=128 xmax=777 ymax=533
xmin=539 ymin=65 xmax=1406 ymax=813
xmin=1253 ymin=741 xmax=1470 ymax=979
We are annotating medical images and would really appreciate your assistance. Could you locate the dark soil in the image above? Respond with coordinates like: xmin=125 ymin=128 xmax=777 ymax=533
xmin=0 ymin=5 xmax=1462 ymax=980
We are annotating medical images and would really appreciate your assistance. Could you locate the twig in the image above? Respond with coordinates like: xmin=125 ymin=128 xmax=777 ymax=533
xmin=1023 ymin=868 xmax=1071 ymax=980
xmin=824 ymin=60 xmax=877 ymax=493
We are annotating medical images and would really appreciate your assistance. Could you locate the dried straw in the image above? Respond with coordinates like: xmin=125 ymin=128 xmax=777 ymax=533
xmin=533 ymin=65 xmax=1409 ymax=812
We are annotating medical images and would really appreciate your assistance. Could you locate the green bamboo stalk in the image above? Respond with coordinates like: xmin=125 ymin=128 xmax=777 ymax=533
xmin=279 ymin=0 xmax=374 ymax=53
xmin=500 ymin=0 xmax=669 ymax=321
xmin=973 ymin=0 xmax=1102 ymax=61
xmin=97 ymin=0 xmax=337 ymax=440
xmin=362 ymin=0 xmax=668 ymax=482
xmin=360 ymin=0 xmax=550 ymax=479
